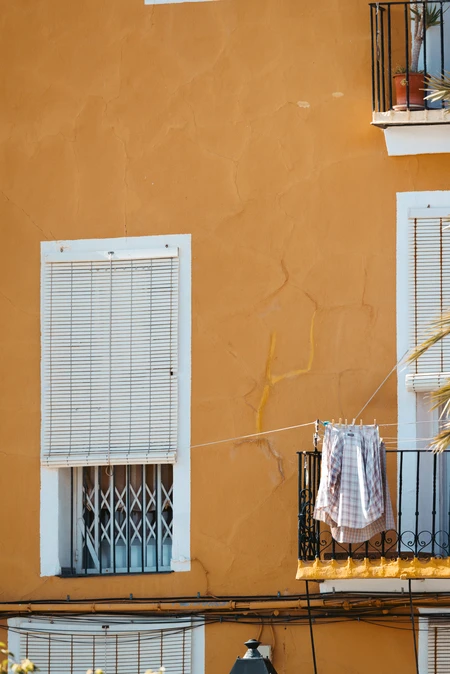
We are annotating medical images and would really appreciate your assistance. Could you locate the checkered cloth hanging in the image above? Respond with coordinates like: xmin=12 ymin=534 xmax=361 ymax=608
xmin=314 ymin=424 xmax=394 ymax=544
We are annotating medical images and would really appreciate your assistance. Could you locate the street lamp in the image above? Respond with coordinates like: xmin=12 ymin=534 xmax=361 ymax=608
xmin=228 ymin=639 xmax=279 ymax=673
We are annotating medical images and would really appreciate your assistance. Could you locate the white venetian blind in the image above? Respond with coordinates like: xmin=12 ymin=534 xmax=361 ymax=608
xmin=41 ymin=248 xmax=179 ymax=467
xmin=427 ymin=619 xmax=450 ymax=674
xmin=19 ymin=622 xmax=192 ymax=674
xmin=406 ymin=213 xmax=450 ymax=393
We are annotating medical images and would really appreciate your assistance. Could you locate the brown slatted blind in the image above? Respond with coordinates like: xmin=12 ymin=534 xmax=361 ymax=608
xmin=428 ymin=620 xmax=450 ymax=674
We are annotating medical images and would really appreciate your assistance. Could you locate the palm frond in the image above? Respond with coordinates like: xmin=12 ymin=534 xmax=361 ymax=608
xmin=407 ymin=310 xmax=450 ymax=364
xmin=411 ymin=2 xmax=447 ymax=28
xmin=430 ymin=424 xmax=450 ymax=453
xmin=409 ymin=309 xmax=450 ymax=452
xmin=424 ymin=73 xmax=450 ymax=103
xmin=430 ymin=381 xmax=450 ymax=411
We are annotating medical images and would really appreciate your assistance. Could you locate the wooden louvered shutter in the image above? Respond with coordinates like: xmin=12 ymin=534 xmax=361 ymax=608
xmin=19 ymin=622 xmax=192 ymax=674
xmin=41 ymin=248 xmax=179 ymax=467
xmin=427 ymin=619 xmax=450 ymax=674
xmin=406 ymin=211 xmax=450 ymax=392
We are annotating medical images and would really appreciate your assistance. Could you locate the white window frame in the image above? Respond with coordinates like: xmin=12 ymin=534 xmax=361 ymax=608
xmin=40 ymin=234 xmax=191 ymax=576
xmin=417 ymin=609 xmax=450 ymax=674
xmin=397 ymin=192 xmax=450 ymax=541
xmin=7 ymin=617 xmax=205 ymax=674
xmin=397 ymin=192 xmax=450 ymax=449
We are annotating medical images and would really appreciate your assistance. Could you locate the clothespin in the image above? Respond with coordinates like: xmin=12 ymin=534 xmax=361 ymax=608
xmin=351 ymin=418 xmax=356 ymax=426
xmin=345 ymin=418 xmax=348 ymax=426
xmin=360 ymin=419 xmax=363 ymax=428
xmin=313 ymin=419 xmax=320 ymax=452
xmin=374 ymin=418 xmax=377 ymax=426
xmin=339 ymin=418 xmax=342 ymax=427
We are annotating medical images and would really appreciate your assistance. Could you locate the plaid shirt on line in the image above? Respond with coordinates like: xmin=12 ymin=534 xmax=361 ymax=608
xmin=314 ymin=424 xmax=394 ymax=544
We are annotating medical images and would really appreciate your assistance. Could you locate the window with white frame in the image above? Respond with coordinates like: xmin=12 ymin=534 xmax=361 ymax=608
xmin=8 ymin=617 xmax=204 ymax=674
xmin=40 ymin=235 xmax=191 ymax=576
xmin=397 ymin=193 xmax=450 ymax=550
xmin=418 ymin=612 xmax=450 ymax=674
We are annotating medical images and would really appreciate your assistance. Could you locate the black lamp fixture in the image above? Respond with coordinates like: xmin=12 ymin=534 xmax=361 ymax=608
xmin=228 ymin=639 xmax=279 ymax=674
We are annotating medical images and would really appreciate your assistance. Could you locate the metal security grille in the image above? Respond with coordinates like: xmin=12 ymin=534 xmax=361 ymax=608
xmin=406 ymin=214 xmax=450 ymax=392
xmin=71 ymin=464 xmax=173 ymax=574
xmin=428 ymin=620 xmax=450 ymax=674
xmin=41 ymin=249 xmax=179 ymax=466
xmin=19 ymin=622 xmax=192 ymax=674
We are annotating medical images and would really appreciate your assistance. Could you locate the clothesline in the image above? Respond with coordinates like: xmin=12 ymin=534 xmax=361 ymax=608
xmin=191 ymin=420 xmax=316 ymax=448
xmin=191 ymin=421 xmax=448 ymax=450
xmin=190 ymin=349 xmax=441 ymax=450
xmin=379 ymin=420 xmax=442 ymax=427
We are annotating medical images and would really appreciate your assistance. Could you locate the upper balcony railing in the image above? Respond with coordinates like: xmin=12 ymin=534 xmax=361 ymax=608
xmin=297 ymin=448 xmax=450 ymax=579
xmin=370 ymin=1 xmax=450 ymax=125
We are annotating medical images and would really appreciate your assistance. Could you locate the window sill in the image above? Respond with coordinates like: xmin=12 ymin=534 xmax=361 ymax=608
xmin=57 ymin=569 xmax=174 ymax=578
xmin=372 ymin=109 xmax=449 ymax=127
xmin=372 ymin=110 xmax=450 ymax=156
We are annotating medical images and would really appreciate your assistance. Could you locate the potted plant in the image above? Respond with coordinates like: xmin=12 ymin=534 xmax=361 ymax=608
xmin=394 ymin=3 xmax=443 ymax=109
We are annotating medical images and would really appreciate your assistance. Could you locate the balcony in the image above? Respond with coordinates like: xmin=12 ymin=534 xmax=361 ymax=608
xmin=297 ymin=449 xmax=450 ymax=580
xmin=370 ymin=1 xmax=450 ymax=155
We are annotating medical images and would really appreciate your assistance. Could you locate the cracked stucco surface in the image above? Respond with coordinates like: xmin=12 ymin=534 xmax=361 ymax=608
xmin=0 ymin=1 xmax=448 ymax=660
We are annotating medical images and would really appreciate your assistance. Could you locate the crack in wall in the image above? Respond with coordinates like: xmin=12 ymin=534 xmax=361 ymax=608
xmin=190 ymin=557 xmax=217 ymax=597
xmin=0 ymin=289 xmax=37 ymax=317
xmin=0 ymin=190 xmax=50 ymax=240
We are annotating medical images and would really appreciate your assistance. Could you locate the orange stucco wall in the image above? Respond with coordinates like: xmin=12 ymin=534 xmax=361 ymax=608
xmin=0 ymin=0 xmax=448 ymax=671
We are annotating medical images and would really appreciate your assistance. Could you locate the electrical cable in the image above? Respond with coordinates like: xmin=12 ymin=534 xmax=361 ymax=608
xmin=409 ymin=579 xmax=420 ymax=674
xmin=305 ymin=581 xmax=318 ymax=674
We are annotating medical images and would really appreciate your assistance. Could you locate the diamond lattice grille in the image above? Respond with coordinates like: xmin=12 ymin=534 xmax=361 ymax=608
xmin=76 ymin=464 xmax=173 ymax=574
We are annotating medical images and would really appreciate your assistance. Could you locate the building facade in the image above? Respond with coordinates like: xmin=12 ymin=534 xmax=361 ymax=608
xmin=1 ymin=0 xmax=450 ymax=672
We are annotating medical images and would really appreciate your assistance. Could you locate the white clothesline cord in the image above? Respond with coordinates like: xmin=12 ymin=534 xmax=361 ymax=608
xmin=191 ymin=419 xmax=439 ymax=451
xmin=379 ymin=420 xmax=439 ymax=427
xmin=383 ymin=438 xmax=436 ymax=443
xmin=354 ymin=350 xmax=409 ymax=420
xmin=191 ymin=420 xmax=316 ymax=449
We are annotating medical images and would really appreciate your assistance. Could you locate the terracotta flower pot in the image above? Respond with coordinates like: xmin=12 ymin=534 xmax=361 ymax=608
xmin=393 ymin=72 xmax=425 ymax=110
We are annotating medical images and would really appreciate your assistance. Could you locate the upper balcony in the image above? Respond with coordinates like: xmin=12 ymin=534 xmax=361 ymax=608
xmin=370 ymin=1 xmax=450 ymax=155
xmin=297 ymin=448 xmax=450 ymax=580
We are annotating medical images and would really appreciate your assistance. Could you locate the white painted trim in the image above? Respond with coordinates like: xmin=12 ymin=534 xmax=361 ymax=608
xmin=373 ymin=109 xmax=450 ymax=126
xmin=384 ymin=125 xmax=450 ymax=155
xmin=397 ymin=192 xmax=418 ymax=546
xmin=42 ymin=247 xmax=178 ymax=263
xmin=417 ymin=608 xmax=450 ymax=674
xmin=320 ymin=579 xmax=450 ymax=593
xmin=397 ymin=192 xmax=450 ymax=555
xmin=418 ymin=616 xmax=429 ymax=674
xmin=40 ymin=234 xmax=192 ymax=576
xmin=193 ymin=620 xmax=205 ymax=673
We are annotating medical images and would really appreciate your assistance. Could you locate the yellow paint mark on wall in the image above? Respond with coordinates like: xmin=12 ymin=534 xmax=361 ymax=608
xmin=256 ymin=310 xmax=317 ymax=432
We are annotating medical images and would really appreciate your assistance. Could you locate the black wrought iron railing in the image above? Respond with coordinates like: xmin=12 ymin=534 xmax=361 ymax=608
xmin=370 ymin=2 xmax=450 ymax=113
xmin=298 ymin=449 xmax=450 ymax=561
